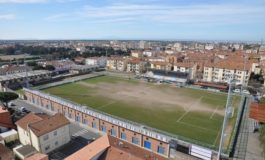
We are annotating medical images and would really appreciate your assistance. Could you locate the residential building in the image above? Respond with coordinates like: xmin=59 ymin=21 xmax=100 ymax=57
xmin=106 ymin=57 xmax=128 ymax=71
xmin=131 ymin=51 xmax=143 ymax=58
xmin=150 ymin=61 xmax=170 ymax=71
xmin=85 ymin=57 xmax=107 ymax=67
xmin=143 ymin=50 xmax=153 ymax=57
xmin=126 ymin=59 xmax=146 ymax=74
xmin=139 ymin=41 xmax=146 ymax=49
xmin=173 ymin=63 xmax=197 ymax=80
xmin=15 ymin=113 xmax=70 ymax=154
xmin=172 ymin=43 xmax=182 ymax=52
xmin=0 ymin=65 xmax=32 ymax=75
xmin=203 ymin=61 xmax=251 ymax=85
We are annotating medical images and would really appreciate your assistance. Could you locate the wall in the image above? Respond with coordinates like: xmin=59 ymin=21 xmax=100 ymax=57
xmin=36 ymin=125 xmax=70 ymax=154
xmin=25 ymin=90 xmax=170 ymax=157
xmin=17 ymin=126 xmax=31 ymax=145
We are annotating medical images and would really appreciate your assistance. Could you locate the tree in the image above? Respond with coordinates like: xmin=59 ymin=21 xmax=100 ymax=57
xmin=0 ymin=92 xmax=19 ymax=108
xmin=45 ymin=65 xmax=55 ymax=71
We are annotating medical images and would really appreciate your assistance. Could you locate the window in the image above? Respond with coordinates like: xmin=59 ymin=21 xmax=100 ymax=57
xmin=121 ymin=132 xmax=126 ymax=140
xmin=54 ymin=131 xmax=57 ymax=136
xmin=144 ymin=140 xmax=151 ymax=149
xmin=157 ymin=146 xmax=165 ymax=154
xmin=101 ymin=126 xmax=106 ymax=133
xmin=92 ymin=122 xmax=97 ymax=129
xmin=75 ymin=115 xmax=80 ymax=122
xmin=45 ymin=145 xmax=50 ymax=151
xmin=43 ymin=135 xmax=49 ymax=141
xmin=132 ymin=137 xmax=139 ymax=145
xmin=55 ymin=141 xmax=58 ymax=146
xmin=83 ymin=119 xmax=88 ymax=124
xmin=110 ymin=128 xmax=116 ymax=136
xmin=68 ymin=113 xmax=72 ymax=118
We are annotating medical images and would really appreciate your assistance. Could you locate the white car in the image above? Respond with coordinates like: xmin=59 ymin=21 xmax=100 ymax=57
xmin=242 ymin=90 xmax=250 ymax=95
xmin=233 ymin=89 xmax=241 ymax=93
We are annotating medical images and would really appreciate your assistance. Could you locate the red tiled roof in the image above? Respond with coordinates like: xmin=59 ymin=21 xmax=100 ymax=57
xmin=249 ymin=103 xmax=265 ymax=123
xmin=195 ymin=82 xmax=227 ymax=90
xmin=0 ymin=144 xmax=13 ymax=160
xmin=0 ymin=107 xmax=15 ymax=129
xmin=29 ymin=113 xmax=70 ymax=137
xmin=25 ymin=153 xmax=48 ymax=160
xmin=173 ymin=62 xmax=196 ymax=68
xmin=65 ymin=135 xmax=110 ymax=160
xmin=15 ymin=113 xmax=45 ymax=130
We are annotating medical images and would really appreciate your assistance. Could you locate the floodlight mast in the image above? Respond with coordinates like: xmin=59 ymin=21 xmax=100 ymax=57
xmin=217 ymin=74 xmax=234 ymax=160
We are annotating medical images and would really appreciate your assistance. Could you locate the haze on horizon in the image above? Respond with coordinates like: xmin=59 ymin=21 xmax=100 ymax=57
xmin=0 ymin=0 xmax=265 ymax=41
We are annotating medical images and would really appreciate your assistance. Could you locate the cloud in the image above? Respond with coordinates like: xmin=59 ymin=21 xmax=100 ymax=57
xmin=0 ymin=0 xmax=47 ymax=3
xmin=76 ymin=3 xmax=265 ymax=24
xmin=0 ymin=14 xmax=15 ymax=20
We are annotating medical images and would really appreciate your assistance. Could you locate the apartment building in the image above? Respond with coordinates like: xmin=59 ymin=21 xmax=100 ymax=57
xmin=15 ymin=113 xmax=70 ymax=154
xmin=150 ymin=61 xmax=170 ymax=71
xmin=203 ymin=61 xmax=251 ymax=85
xmin=173 ymin=63 xmax=197 ymax=80
xmin=126 ymin=59 xmax=146 ymax=74
xmin=106 ymin=57 xmax=128 ymax=71
xmin=131 ymin=51 xmax=143 ymax=58
xmin=85 ymin=56 xmax=107 ymax=67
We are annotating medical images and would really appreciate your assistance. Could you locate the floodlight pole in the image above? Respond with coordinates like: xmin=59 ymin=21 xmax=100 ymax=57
xmin=217 ymin=75 xmax=233 ymax=160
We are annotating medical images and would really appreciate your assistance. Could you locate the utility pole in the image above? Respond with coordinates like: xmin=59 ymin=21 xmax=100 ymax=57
xmin=24 ymin=55 xmax=29 ymax=88
xmin=217 ymin=75 xmax=234 ymax=160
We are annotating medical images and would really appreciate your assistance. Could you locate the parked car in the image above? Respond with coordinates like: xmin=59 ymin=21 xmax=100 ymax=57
xmin=233 ymin=89 xmax=241 ymax=93
xmin=20 ymin=107 xmax=26 ymax=112
xmin=242 ymin=90 xmax=250 ymax=95
xmin=8 ymin=102 xmax=15 ymax=106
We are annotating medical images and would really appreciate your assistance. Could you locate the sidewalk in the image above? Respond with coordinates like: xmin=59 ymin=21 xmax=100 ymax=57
xmin=245 ymin=119 xmax=264 ymax=160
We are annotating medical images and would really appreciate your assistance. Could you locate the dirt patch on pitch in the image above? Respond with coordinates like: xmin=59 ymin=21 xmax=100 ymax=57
xmin=78 ymin=81 xmax=224 ymax=116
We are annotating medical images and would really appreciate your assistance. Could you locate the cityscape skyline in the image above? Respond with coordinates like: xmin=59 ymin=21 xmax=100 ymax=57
xmin=0 ymin=0 xmax=265 ymax=41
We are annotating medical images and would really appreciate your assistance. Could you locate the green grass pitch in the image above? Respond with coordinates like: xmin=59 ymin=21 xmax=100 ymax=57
xmin=42 ymin=76 xmax=240 ymax=149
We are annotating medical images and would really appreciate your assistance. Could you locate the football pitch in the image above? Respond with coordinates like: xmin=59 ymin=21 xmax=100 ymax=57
xmin=42 ymin=76 xmax=241 ymax=149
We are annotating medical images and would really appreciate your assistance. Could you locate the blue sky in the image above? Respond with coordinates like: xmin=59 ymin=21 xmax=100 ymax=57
xmin=0 ymin=0 xmax=265 ymax=41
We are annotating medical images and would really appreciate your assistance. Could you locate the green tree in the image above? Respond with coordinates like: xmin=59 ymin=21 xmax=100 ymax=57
xmin=0 ymin=92 xmax=19 ymax=108
xmin=45 ymin=65 xmax=55 ymax=71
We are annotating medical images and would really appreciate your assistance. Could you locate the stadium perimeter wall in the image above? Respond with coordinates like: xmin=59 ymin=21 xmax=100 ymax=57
xmin=23 ymin=87 xmax=226 ymax=160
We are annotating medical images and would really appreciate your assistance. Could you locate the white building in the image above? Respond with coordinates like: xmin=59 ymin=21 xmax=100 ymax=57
xmin=106 ymin=57 xmax=128 ymax=71
xmin=126 ymin=59 xmax=146 ymax=74
xmin=16 ymin=113 xmax=70 ymax=154
xmin=173 ymin=63 xmax=197 ymax=80
xmin=173 ymin=43 xmax=182 ymax=52
xmin=203 ymin=61 xmax=251 ymax=85
xmin=143 ymin=51 xmax=153 ymax=57
xmin=139 ymin=41 xmax=146 ymax=49
xmin=85 ymin=57 xmax=107 ymax=67
xmin=131 ymin=51 xmax=143 ymax=58
xmin=205 ymin=44 xmax=214 ymax=50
